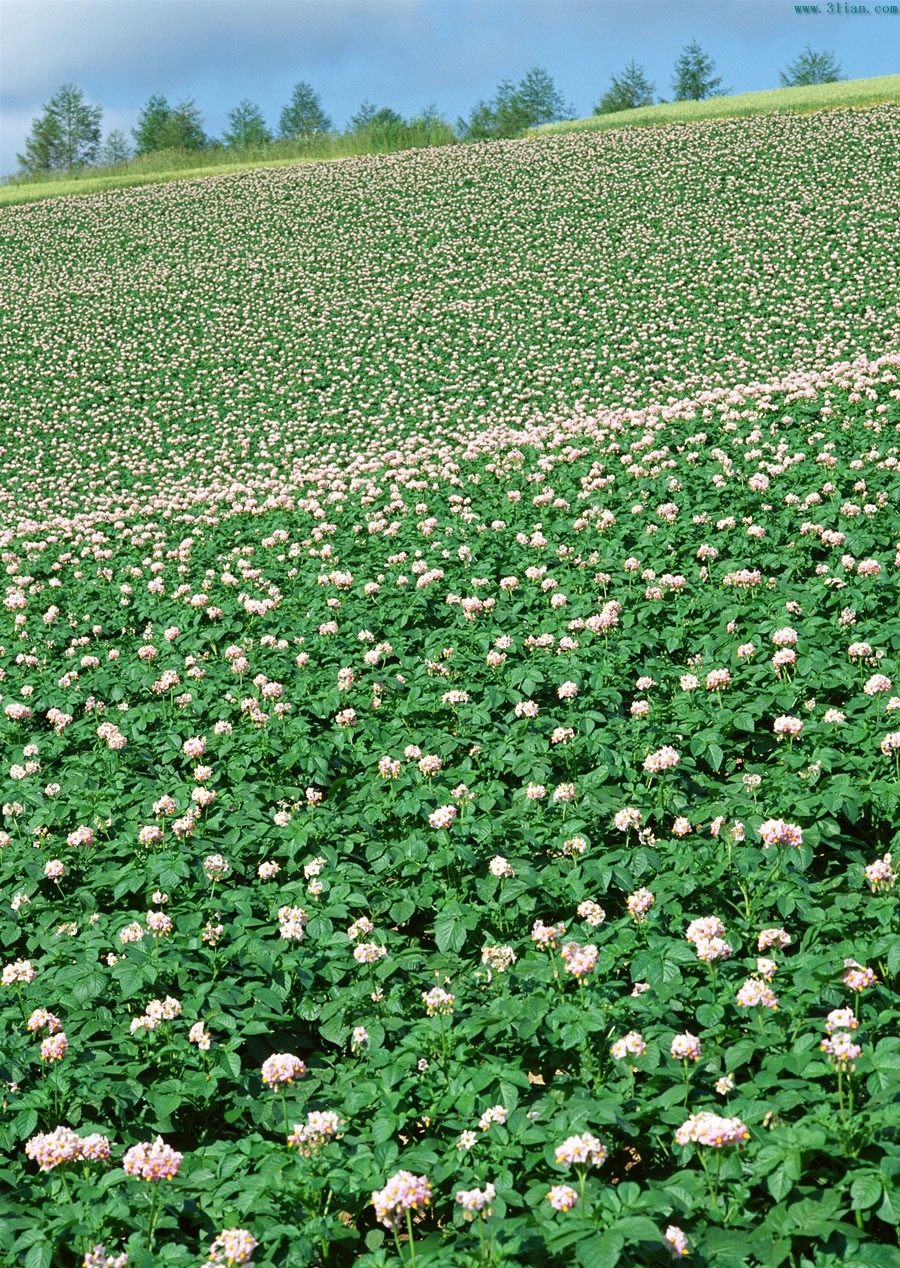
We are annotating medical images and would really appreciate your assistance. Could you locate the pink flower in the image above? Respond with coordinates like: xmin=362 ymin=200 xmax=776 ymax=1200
xmin=203 ymin=854 xmax=230 ymax=881
xmin=665 ymin=1226 xmax=690 ymax=1258
xmin=122 ymin=1137 xmax=182 ymax=1181
xmin=865 ymin=853 xmax=895 ymax=893
xmin=611 ymin=1031 xmax=646 ymax=1060
xmin=27 ymin=1008 xmax=62 ymax=1034
xmin=260 ymin=1053 xmax=306 ymax=1086
xmin=372 ymin=1170 xmax=432 ymax=1228
xmin=627 ymin=888 xmax=654 ymax=922
xmin=26 ymin=1126 xmax=83 ymax=1171
xmin=146 ymin=910 xmax=172 ymax=936
xmin=288 ymin=1110 xmax=343 ymax=1154
xmin=83 ymin=1245 xmax=128 ymax=1268
xmin=758 ymin=820 xmax=803 ymax=849
xmin=826 ymin=1008 xmax=857 ymax=1034
xmin=842 ymin=960 xmax=876 ymax=992
xmin=821 ymin=1032 xmax=862 ymax=1069
xmin=455 ymin=1182 xmax=497 ymax=1220
xmin=560 ymin=941 xmax=599 ymax=978
xmin=554 ymin=1132 xmax=607 ymax=1167
xmin=40 ymin=1032 xmax=68 ymax=1063
xmin=735 ymin=978 xmax=779 ymax=1010
xmin=207 ymin=1228 xmax=258 ymax=1264
xmin=547 ymin=1184 xmax=579 ymax=1211
xmin=675 ymin=1112 xmax=749 ymax=1148
xmin=670 ymin=1033 xmax=701 ymax=1061
xmin=422 ymin=986 xmax=455 ymax=1015
xmin=643 ymin=746 xmax=680 ymax=773
xmin=773 ymin=715 xmax=803 ymax=739
xmin=865 ymin=674 xmax=892 ymax=695
xmin=2 ymin=958 xmax=36 ymax=985
xmin=758 ymin=927 xmax=792 ymax=951
xmin=429 ymin=804 xmax=457 ymax=829
xmin=531 ymin=919 xmax=566 ymax=947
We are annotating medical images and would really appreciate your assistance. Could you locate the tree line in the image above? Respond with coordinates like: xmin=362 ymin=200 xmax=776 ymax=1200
xmin=16 ymin=42 xmax=844 ymax=177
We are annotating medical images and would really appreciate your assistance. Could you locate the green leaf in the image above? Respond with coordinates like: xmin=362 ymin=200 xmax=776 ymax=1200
xmin=849 ymin=1172 xmax=882 ymax=1210
xmin=577 ymin=1230 xmax=625 ymax=1268
xmin=767 ymin=1167 xmax=793 ymax=1202
xmin=24 ymin=1243 xmax=52 ymax=1268
xmin=434 ymin=912 xmax=467 ymax=954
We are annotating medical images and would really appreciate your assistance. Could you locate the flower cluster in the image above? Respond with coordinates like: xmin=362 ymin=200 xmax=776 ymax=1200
xmin=371 ymin=1171 xmax=432 ymax=1228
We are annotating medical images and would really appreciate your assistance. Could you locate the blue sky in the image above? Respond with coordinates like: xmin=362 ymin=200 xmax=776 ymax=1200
xmin=1 ymin=0 xmax=898 ymax=176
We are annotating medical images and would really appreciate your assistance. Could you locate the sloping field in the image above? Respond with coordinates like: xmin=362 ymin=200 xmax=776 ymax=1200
xmin=1 ymin=108 xmax=899 ymax=1267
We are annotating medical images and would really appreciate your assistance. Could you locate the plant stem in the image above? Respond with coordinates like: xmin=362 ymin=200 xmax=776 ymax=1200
xmin=405 ymin=1207 xmax=417 ymax=1268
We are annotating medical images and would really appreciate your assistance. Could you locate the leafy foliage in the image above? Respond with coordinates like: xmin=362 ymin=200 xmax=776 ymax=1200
xmin=223 ymin=100 xmax=272 ymax=149
xmin=17 ymin=83 xmax=103 ymax=175
xmin=671 ymin=40 xmax=729 ymax=102
xmin=132 ymin=95 xmax=207 ymax=155
xmin=1 ymin=104 xmax=900 ymax=1268
xmin=594 ymin=61 xmax=656 ymax=115
xmin=458 ymin=67 xmax=574 ymax=140
xmin=278 ymin=82 xmax=332 ymax=140
xmin=780 ymin=47 xmax=844 ymax=88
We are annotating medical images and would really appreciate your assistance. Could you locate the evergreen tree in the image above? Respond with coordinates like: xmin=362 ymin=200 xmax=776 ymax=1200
xmin=223 ymin=99 xmax=272 ymax=148
xmin=595 ymin=60 xmax=656 ymax=114
xmin=17 ymin=83 xmax=102 ymax=174
xmin=779 ymin=46 xmax=842 ymax=87
xmin=279 ymin=82 xmax=332 ymax=139
xmin=671 ymin=40 xmax=729 ymax=101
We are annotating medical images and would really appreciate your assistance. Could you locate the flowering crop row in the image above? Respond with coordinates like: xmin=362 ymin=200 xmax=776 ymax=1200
xmin=0 ymin=107 xmax=899 ymax=1267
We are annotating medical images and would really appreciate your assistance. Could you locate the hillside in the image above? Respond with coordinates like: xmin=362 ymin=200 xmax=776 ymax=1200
xmin=1 ymin=105 xmax=899 ymax=526
xmin=1 ymin=103 xmax=900 ymax=1268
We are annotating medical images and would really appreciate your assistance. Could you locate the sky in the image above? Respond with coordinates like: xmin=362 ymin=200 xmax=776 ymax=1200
xmin=1 ymin=0 xmax=898 ymax=176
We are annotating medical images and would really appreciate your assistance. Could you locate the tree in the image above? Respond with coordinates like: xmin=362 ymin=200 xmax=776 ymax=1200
xmin=458 ymin=67 xmax=572 ymax=141
xmin=100 ymin=129 xmax=132 ymax=166
xmin=349 ymin=103 xmax=405 ymax=133
xmin=779 ymin=46 xmax=842 ymax=87
xmin=514 ymin=66 xmax=575 ymax=128
xmin=595 ymin=60 xmax=656 ymax=114
xmin=161 ymin=99 xmax=207 ymax=150
xmin=223 ymin=99 xmax=271 ymax=148
xmin=133 ymin=95 xmax=207 ymax=154
xmin=133 ymin=95 xmax=172 ymax=155
xmin=279 ymin=82 xmax=332 ymax=139
xmin=671 ymin=40 xmax=729 ymax=102
xmin=17 ymin=83 xmax=102 ymax=175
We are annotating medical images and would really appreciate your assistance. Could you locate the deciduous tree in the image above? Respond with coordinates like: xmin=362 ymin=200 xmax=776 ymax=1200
xmin=279 ymin=82 xmax=332 ymax=139
xmin=779 ymin=46 xmax=842 ymax=87
xmin=671 ymin=40 xmax=729 ymax=102
xmin=223 ymin=100 xmax=272 ymax=148
xmin=458 ymin=67 xmax=572 ymax=141
xmin=595 ymin=60 xmax=656 ymax=114
xmin=17 ymin=83 xmax=102 ymax=174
